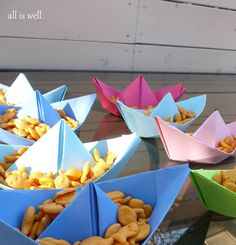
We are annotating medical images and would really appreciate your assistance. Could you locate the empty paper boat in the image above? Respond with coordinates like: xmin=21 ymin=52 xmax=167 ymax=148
xmin=190 ymin=169 xmax=236 ymax=217
xmin=0 ymin=73 xmax=67 ymax=105
xmin=117 ymin=93 xmax=206 ymax=138
xmin=51 ymin=93 xmax=96 ymax=133
xmin=0 ymin=164 xmax=189 ymax=244
xmin=155 ymin=110 xmax=236 ymax=163
xmin=0 ymin=119 xmax=141 ymax=189
xmin=93 ymin=75 xmax=186 ymax=116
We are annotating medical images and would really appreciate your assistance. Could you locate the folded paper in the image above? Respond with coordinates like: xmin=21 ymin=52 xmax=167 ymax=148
xmin=155 ymin=110 xmax=236 ymax=163
xmin=0 ymin=92 xmax=95 ymax=145
xmin=190 ymin=169 xmax=236 ymax=218
xmin=0 ymin=91 xmax=61 ymax=146
xmin=51 ymin=93 xmax=96 ymax=132
xmin=117 ymin=93 xmax=206 ymax=138
xmin=0 ymin=164 xmax=190 ymax=244
xmin=93 ymin=75 xmax=186 ymax=116
xmin=0 ymin=119 xmax=141 ymax=189
xmin=0 ymin=73 xmax=67 ymax=105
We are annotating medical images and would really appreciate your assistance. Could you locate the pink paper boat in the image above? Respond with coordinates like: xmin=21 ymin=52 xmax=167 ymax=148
xmin=155 ymin=110 xmax=236 ymax=164
xmin=93 ymin=75 xmax=186 ymax=116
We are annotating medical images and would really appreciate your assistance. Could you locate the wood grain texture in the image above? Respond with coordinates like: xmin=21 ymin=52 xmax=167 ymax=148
xmin=0 ymin=38 xmax=134 ymax=70
xmin=136 ymin=0 xmax=236 ymax=50
xmin=133 ymin=44 xmax=236 ymax=73
xmin=0 ymin=0 xmax=138 ymax=43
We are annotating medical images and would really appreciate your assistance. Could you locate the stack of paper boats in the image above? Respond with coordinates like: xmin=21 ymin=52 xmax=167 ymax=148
xmin=0 ymin=90 xmax=96 ymax=145
xmin=156 ymin=110 xmax=236 ymax=164
xmin=93 ymin=75 xmax=186 ymax=116
xmin=0 ymin=164 xmax=190 ymax=244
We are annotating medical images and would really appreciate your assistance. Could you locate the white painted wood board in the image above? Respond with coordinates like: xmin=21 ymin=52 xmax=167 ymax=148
xmin=133 ymin=44 xmax=236 ymax=73
xmin=174 ymin=0 xmax=236 ymax=9
xmin=0 ymin=38 xmax=134 ymax=71
xmin=136 ymin=0 xmax=236 ymax=49
xmin=0 ymin=0 xmax=138 ymax=43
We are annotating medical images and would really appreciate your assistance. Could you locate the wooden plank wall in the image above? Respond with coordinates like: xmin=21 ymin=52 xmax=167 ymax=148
xmin=1 ymin=0 xmax=236 ymax=72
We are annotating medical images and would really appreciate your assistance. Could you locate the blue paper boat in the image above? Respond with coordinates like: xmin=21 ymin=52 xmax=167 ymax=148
xmin=0 ymin=164 xmax=189 ymax=244
xmin=117 ymin=93 xmax=207 ymax=138
xmin=51 ymin=93 xmax=96 ymax=133
xmin=0 ymin=73 xmax=67 ymax=105
xmin=0 ymin=91 xmax=61 ymax=146
xmin=0 ymin=92 xmax=95 ymax=145
xmin=0 ymin=119 xmax=141 ymax=189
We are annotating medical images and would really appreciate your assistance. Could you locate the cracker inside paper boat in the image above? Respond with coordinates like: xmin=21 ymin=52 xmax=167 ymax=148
xmin=0 ymin=164 xmax=189 ymax=244
xmin=116 ymin=93 xmax=206 ymax=138
xmin=155 ymin=110 xmax=236 ymax=163
xmin=0 ymin=119 xmax=141 ymax=189
xmin=190 ymin=169 xmax=236 ymax=217
xmin=93 ymin=75 xmax=186 ymax=116
xmin=0 ymin=73 xmax=67 ymax=106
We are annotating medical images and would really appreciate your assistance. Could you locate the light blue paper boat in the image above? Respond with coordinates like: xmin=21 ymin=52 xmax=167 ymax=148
xmin=0 ymin=91 xmax=61 ymax=146
xmin=51 ymin=93 xmax=96 ymax=133
xmin=0 ymin=119 xmax=141 ymax=189
xmin=0 ymin=164 xmax=189 ymax=245
xmin=117 ymin=93 xmax=207 ymax=138
xmin=0 ymin=91 xmax=95 ymax=145
xmin=0 ymin=73 xmax=67 ymax=105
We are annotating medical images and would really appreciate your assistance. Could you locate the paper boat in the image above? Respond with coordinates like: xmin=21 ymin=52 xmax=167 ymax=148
xmin=0 ymin=91 xmax=61 ymax=146
xmin=0 ymin=91 xmax=95 ymax=145
xmin=117 ymin=93 xmax=206 ymax=138
xmin=155 ymin=110 xmax=236 ymax=163
xmin=0 ymin=164 xmax=190 ymax=244
xmin=190 ymin=169 xmax=236 ymax=217
xmin=51 ymin=93 xmax=96 ymax=133
xmin=93 ymin=75 xmax=186 ymax=116
xmin=0 ymin=119 xmax=141 ymax=189
xmin=0 ymin=73 xmax=67 ymax=105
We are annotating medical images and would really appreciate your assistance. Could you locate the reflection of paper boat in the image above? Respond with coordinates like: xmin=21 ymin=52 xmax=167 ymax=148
xmin=190 ymin=169 xmax=236 ymax=217
xmin=51 ymin=93 xmax=96 ymax=133
xmin=0 ymin=164 xmax=189 ymax=244
xmin=0 ymin=73 xmax=67 ymax=105
xmin=155 ymin=110 xmax=236 ymax=163
xmin=92 ymin=114 xmax=130 ymax=141
xmin=0 ymin=120 xmax=141 ymax=189
xmin=93 ymin=75 xmax=186 ymax=116
xmin=117 ymin=93 xmax=206 ymax=138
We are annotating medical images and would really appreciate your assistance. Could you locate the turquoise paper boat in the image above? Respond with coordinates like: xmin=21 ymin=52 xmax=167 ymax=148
xmin=117 ymin=93 xmax=207 ymax=138
xmin=0 ymin=73 xmax=67 ymax=105
xmin=0 ymin=164 xmax=189 ymax=244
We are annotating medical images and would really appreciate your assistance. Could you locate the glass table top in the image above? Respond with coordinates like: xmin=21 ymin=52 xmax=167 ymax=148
xmin=1 ymin=71 xmax=236 ymax=244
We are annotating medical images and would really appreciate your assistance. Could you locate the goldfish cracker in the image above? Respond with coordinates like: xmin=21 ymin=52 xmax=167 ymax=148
xmin=64 ymin=168 xmax=82 ymax=181
xmin=36 ymin=214 xmax=51 ymax=236
xmin=128 ymin=198 xmax=144 ymax=209
xmin=143 ymin=205 xmax=153 ymax=218
xmin=39 ymin=203 xmax=64 ymax=214
xmin=106 ymin=191 xmax=125 ymax=200
xmin=105 ymin=223 xmax=122 ymax=238
xmin=29 ymin=221 xmax=40 ymax=240
xmin=54 ymin=190 xmax=77 ymax=206
xmin=81 ymin=237 xmax=113 ymax=245
xmin=5 ymin=174 xmax=30 ymax=189
xmin=118 ymin=206 xmax=137 ymax=226
xmin=93 ymin=148 xmax=101 ymax=162
xmin=21 ymin=206 xmax=35 ymax=235
xmin=80 ymin=161 xmax=90 ymax=184
xmin=39 ymin=177 xmax=55 ymax=189
xmin=37 ymin=237 xmax=70 ymax=245
xmin=54 ymin=174 xmax=70 ymax=189
xmin=128 ymin=223 xmax=151 ymax=244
